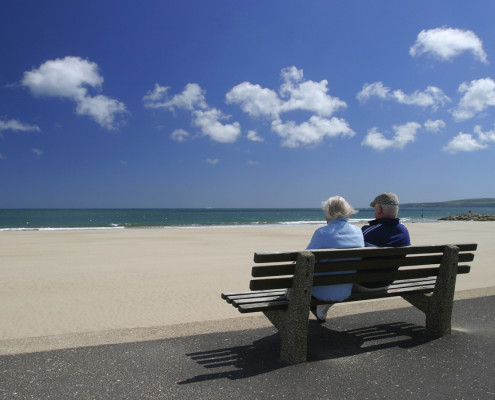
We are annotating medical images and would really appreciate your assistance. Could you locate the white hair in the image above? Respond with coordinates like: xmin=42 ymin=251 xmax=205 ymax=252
xmin=321 ymin=196 xmax=358 ymax=220
xmin=379 ymin=204 xmax=399 ymax=218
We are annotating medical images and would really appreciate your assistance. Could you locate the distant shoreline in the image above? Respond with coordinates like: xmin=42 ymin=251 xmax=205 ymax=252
xmin=439 ymin=213 xmax=495 ymax=221
xmin=401 ymin=198 xmax=495 ymax=208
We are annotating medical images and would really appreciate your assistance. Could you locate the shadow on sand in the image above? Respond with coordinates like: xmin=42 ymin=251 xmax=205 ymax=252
xmin=179 ymin=320 xmax=437 ymax=384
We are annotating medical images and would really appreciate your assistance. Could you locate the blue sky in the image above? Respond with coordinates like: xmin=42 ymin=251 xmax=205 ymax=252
xmin=1 ymin=1 xmax=494 ymax=208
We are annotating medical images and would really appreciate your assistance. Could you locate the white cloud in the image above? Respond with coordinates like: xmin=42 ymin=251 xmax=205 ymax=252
xmin=21 ymin=56 xmax=126 ymax=129
xmin=0 ymin=118 xmax=40 ymax=132
xmin=410 ymin=27 xmax=488 ymax=64
xmin=278 ymin=66 xmax=347 ymax=116
xmin=226 ymin=66 xmax=352 ymax=147
xmin=206 ymin=158 xmax=219 ymax=165
xmin=356 ymin=82 xmax=390 ymax=102
xmin=444 ymin=124 xmax=495 ymax=153
xmin=225 ymin=82 xmax=281 ymax=118
xmin=144 ymin=83 xmax=241 ymax=144
xmin=451 ymin=78 xmax=495 ymax=121
xmin=271 ymin=116 xmax=355 ymax=148
xmin=170 ymin=129 xmax=190 ymax=142
xmin=443 ymin=132 xmax=488 ymax=153
xmin=32 ymin=148 xmax=43 ymax=157
xmin=143 ymin=83 xmax=207 ymax=111
xmin=227 ymin=66 xmax=347 ymax=119
xmin=247 ymin=130 xmax=264 ymax=142
xmin=362 ymin=122 xmax=422 ymax=151
xmin=192 ymin=108 xmax=241 ymax=143
xmin=22 ymin=56 xmax=103 ymax=98
xmin=474 ymin=124 xmax=495 ymax=143
xmin=357 ymin=82 xmax=450 ymax=110
xmin=424 ymin=119 xmax=446 ymax=133
xmin=392 ymin=86 xmax=450 ymax=110
xmin=76 ymin=95 xmax=126 ymax=129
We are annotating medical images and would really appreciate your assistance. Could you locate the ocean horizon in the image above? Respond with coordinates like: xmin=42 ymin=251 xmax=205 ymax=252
xmin=1 ymin=207 xmax=495 ymax=231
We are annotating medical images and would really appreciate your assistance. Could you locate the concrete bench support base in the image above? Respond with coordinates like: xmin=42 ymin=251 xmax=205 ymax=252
xmin=263 ymin=252 xmax=315 ymax=364
xmin=401 ymin=245 xmax=459 ymax=336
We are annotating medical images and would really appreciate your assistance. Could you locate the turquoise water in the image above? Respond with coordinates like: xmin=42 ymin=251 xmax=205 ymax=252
xmin=1 ymin=207 xmax=494 ymax=230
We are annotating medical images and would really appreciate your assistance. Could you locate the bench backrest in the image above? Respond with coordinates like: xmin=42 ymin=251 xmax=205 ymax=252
xmin=249 ymin=244 xmax=477 ymax=291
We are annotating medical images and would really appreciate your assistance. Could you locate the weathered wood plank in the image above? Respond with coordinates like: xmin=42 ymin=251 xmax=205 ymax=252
xmin=249 ymin=265 xmax=470 ymax=290
xmin=253 ymin=243 xmax=477 ymax=263
xmin=238 ymin=300 xmax=289 ymax=313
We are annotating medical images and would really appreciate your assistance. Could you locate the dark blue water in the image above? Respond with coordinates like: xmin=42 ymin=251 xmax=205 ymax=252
xmin=1 ymin=207 xmax=494 ymax=230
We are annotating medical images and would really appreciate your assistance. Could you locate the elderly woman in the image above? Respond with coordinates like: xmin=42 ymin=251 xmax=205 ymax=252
xmin=306 ymin=196 xmax=364 ymax=322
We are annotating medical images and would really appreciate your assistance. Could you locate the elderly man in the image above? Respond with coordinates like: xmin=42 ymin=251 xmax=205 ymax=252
xmin=355 ymin=192 xmax=411 ymax=291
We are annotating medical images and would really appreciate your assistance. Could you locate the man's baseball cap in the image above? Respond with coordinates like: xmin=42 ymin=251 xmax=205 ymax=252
xmin=370 ymin=192 xmax=399 ymax=207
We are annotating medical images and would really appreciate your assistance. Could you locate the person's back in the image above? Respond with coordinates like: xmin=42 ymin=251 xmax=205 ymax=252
xmin=307 ymin=217 xmax=364 ymax=301
xmin=357 ymin=192 xmax=410 ymax=290
xmin=306 ymin=196 xmax=364 ymax=321
xmin=362 ymin=217 xmax=410 ymax=247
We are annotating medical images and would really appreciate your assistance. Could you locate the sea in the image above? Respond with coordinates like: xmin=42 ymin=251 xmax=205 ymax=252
xmin=1 ymin=207 xmax=495 ymax=231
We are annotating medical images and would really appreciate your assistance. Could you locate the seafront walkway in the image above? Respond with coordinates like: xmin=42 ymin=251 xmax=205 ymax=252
xmin=1 ymin=288 xmax=494 ymax=399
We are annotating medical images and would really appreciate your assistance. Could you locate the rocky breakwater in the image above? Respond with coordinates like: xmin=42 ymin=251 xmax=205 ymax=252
xmin=439 ymin=213 xmax=495 ymax=221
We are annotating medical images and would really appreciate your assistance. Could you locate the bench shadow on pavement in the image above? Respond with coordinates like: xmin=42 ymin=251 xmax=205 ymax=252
xmin=179 ymin=320 xmax=436 ymax=384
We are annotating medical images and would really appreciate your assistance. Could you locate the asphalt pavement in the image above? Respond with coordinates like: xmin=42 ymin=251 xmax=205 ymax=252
xmin=1 ymin=295 xmax=494 ymax=399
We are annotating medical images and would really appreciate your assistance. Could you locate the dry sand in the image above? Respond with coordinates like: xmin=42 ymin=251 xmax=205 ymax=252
xmin=1 ymin=222 xmax=494 ymax=355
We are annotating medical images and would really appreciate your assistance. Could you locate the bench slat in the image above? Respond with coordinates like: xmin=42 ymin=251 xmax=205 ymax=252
xmin=251 ymin=253 xmax=475 ymax=276
xmin=224 ymin=291 xmax=286 ymax=304
xmin=232 ymin=294 xmax=287 ymax=307
xmin=238 ymin=280 xmax=438 ymax=313
xmin=250 ymin=265 xmax=471 ymax=290
xmin=221 ymin=289 xmax=285 ymax=301
xmin=238 ymin=300 xmax=289 ymax=313
xmin=253 ymin=243 xmax=477 ymax=263
xmin=314 ymin=265 xmax=471 ymax=286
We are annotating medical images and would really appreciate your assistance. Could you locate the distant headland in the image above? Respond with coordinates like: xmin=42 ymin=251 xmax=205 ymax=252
xmin=401 ymin=198 xmax=495 ymax=208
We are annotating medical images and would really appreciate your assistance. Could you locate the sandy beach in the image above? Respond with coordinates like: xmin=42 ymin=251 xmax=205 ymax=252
xmin=1 ymin=222 xmax=494 ymax=354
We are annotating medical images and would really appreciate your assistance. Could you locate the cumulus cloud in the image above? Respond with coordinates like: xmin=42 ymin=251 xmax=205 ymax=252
xmin=362 ymin=122 xmax=422 ymax=151
xmin=192 ymin=108 xmax=241 ymax=143
xmin=444 ymin=125 xmax=495 ymax=153
xmin=424 ymin=119 xmax=446 ymax=133
xmin=143 ymin=83 xmax=241 ymax=144
xmin=226 ymin=66 xmax=352 ymax=147
xmin=21 ymin=56 xmax=126 ymax=129
xmin=410 ymin=27 xmax=488 ymax=64
xmin=0 ymin=118 xmax=40 ymax=133
xmin=76 ymin=95 xmax=127 ymax=129
xmin=143 ymin=83 xmax=207 ymax=111
xmin=224 ymin=82 xmax=281 ymax=118
xmin=357 ymin=82 xmax=450 ymax=110
xmin=271 ymin=116 xmax=355 ymax=148
xmin=451 ymin=78 xmax=495 ymax=121
xmin=247 ymin=130 xmax=264 ymax=142
xmin=227 ymin=66 xmax=347 ymax=119
xmin=170 ymin=129 xmax=190 ymax=142
xmin=206 ymin=158 xmax=219 ymax=165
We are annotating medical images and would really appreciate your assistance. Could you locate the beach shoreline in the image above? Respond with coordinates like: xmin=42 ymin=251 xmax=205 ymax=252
xmin=1 ymin=222 xmax=494 ymax=353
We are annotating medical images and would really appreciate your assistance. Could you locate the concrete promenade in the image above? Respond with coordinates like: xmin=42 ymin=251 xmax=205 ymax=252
xmin=1 ymin=292 xmax=494 ymax=399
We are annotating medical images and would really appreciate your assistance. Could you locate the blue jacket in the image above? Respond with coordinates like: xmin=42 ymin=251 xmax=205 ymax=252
xmin=360 ymin=218 xmax=410 ymax=288
xmin=361 ymin=218 xmax=410 ymax=247
xmin=306 ymin=218 xmax=364 ymax=301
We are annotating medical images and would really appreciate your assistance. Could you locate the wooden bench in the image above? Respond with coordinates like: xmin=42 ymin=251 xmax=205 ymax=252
xmin=222 ymin=244 xmax=477 ymax=364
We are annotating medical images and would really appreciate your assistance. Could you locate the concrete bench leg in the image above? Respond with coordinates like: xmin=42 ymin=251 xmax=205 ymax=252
xmin=263 ymin=252 xmax=315 ymax=364
xmin=402 ymin=245 xmax=459 ymax=336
